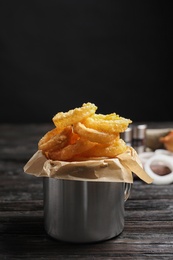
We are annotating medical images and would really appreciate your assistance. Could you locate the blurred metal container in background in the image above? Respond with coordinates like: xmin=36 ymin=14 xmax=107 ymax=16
xmin=121 ymin=127 xmax=133 ymax=146
xmin=132 ymin=124 xmax=147 ymax=154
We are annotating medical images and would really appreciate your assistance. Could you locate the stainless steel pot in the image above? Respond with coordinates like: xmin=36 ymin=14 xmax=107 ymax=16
xmin=43 ymin=178 xmax=131 ymax=243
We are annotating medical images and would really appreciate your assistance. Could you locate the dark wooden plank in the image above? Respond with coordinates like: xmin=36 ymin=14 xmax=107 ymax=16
xmin=0 ymin=123 xmax=52 ymax=160
xmin=1 ymin=234 xmax=173 ymax=259
xmin=129 ymin=181 xmax=173 ymax=200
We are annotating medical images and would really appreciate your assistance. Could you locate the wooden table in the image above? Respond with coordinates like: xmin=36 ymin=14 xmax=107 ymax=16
xmin=1 ymin=123 xmax=173 ymax=259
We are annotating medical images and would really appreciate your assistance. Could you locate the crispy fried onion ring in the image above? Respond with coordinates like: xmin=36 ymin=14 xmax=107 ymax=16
xmin=46 ymin=138 xmax=96 ymax=161
xmin=83 ymin=113 xmax=132 ymax=133
xmin=80 ymin=139 xmax=127 ymax=159
xmin=44 ymin=138 xmax=127 ymax=161
xmin=73 ymin=122 xmax=118 ymax=144
xmin=38 ymin=102 xmax=132 ymax=161
xmin=38 ymin=127 xmax=60 ymax=149
xmin=38 ymin=126 xmax=75 ymax=153
xmin=52 ymin=102 xmax=97 ymax=129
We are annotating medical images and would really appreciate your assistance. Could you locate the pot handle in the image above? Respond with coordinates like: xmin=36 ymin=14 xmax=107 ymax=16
xmin=124 ymin=183 xmax=131 ymax=201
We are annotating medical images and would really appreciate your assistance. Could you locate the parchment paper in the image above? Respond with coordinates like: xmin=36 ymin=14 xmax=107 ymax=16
xmin=23 ymin=147 xmax=153 ymax=184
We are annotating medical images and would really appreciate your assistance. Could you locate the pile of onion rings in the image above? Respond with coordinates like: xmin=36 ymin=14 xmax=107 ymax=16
xmin=38 ymin=102 xmax=132 ymax=161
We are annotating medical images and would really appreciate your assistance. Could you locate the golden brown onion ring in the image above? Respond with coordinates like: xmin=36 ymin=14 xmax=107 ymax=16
xmin=73 ymin=122 xmax=118 ymax=144
xmin=52 ymin=102 xmax=97 ymax=129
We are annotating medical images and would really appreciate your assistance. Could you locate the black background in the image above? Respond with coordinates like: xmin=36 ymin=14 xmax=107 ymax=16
xmin=0 ymin=1 xmax=172 ymax=124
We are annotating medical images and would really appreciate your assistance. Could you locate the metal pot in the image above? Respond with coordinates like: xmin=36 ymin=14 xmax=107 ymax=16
xmin=43 ymin=178 xmax=131 ymax=243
